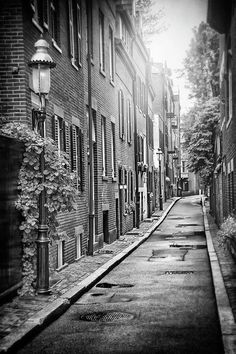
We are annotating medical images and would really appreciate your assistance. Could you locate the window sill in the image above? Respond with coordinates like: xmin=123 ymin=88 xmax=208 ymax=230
xmin=71 ymin=60 xmax=82 ymax=71
xmin=71 ymin=60 xmax=79 ymax=71
xmin=226 ymin=116 xmax=232 ymax=129
xmin=100 ymin=69 xmax=106 ymax=77
xmin=102 ymin=175 xmax=108 ymax=181
xmin=52 ymin=39 xmax=62 ymax=54
xmin=56 ymin=263 xmax=68 ymax=272
xmin=87 ymin=55 xmax=94 ymax=66
xmin=32 ymin=19 xmax=43 ymax=33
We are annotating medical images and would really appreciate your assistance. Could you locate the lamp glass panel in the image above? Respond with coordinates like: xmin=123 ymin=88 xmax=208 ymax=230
xmin=32 ymin=64 xmax=51 ymax=94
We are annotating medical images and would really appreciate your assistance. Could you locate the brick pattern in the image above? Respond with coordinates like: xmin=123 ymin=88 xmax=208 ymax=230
xmin=0 ymin=0 xmax=156 ymax=285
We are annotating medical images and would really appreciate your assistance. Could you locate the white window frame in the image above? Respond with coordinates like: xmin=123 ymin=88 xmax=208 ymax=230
xmin=111 ymin=122 xmax=116 ymax=178
xmin=57 ymin=240 xmax=65 ymax=270
xmin=228 ymin=52 xmax=233 ymax=123
xmin=99 ymin=10 xmax=105 ymax=73
xmin=101 ymin=116 xmax=107 ymax=176
xmin=109 ymin=26 xmax=114 ymax=82
xmin=75 ymin=233 xmax=82 ymax=260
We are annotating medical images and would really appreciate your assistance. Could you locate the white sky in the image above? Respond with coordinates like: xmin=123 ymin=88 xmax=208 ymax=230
xmin=148 ymin=0 xmax=208 ymax=113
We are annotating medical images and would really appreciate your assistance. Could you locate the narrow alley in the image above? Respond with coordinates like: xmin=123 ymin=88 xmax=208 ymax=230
xmin=16 ymin=196 xmax=224 ymax=354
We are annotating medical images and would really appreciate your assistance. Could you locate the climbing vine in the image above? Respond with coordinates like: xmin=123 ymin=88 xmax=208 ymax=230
xmin=0 ymin=122 xmax=77 ymax=296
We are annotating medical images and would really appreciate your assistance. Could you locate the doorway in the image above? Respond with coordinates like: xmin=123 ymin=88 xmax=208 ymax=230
xmin=103 ymin=211 xmax=109 ymax=244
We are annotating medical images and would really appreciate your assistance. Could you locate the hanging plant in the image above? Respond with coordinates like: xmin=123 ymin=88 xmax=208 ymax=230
xmin=0 ymin=122 xmax=77 ymax=296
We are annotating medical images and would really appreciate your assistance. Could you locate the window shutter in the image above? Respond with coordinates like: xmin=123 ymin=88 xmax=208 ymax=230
xmin=79 ymin=128 xmax=84 ymax=190
xmin=121 ymin=92 xmax=125 ymax=139
xmin=64 ymin=121 xmax=70 ymax=155
xmin=118 ymin=91 xmax=122 ymax=139
xmin=71 ymin=125 xmax=78 ymax=172
xmin=52 ymin=115 xmax=60 ymax=148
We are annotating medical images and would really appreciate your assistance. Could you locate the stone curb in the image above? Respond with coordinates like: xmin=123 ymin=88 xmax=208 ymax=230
xmin=202 ymin=197 xmax=236 ymax=354
xmin=0 ymin=198 xmax=180 ymax=353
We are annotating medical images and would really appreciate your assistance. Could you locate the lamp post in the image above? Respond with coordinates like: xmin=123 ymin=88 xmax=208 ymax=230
xmin=28 ymin=38 xmax=56 ymax=294
xmin=156 ymin=148 xmax=163 ymax=210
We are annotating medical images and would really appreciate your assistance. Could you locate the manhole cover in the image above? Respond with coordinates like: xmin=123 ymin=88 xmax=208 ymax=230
xmin=165 ymin=271 xmax=194 ymax=275
xmin=78 ymin=311 xmax=135 ymax=322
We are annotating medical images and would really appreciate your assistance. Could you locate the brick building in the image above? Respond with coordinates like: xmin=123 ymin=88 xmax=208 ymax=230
xmin=207 ymin=0 xmax=236 ymax=224
xmin=152 ymin=63 xmax=180 ymax=202
xmin=0 ymin=0 xmax=160 ymax=298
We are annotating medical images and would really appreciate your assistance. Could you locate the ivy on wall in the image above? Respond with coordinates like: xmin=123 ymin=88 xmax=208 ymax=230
xmin=0 ymin=122 xmax=77 ymax=296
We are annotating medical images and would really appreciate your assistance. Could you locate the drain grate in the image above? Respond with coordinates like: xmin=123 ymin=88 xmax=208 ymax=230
xmin=165 ymin=271 xmax=194 ymax=275
xmin=78 ymin=311 xmax=135 ymax=322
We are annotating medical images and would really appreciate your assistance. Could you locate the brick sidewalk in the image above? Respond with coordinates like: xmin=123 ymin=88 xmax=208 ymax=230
xmin=0 ymin=198 xmax=176 ymax=353
xmin=205 ymin=202 xmax=236 ymax=322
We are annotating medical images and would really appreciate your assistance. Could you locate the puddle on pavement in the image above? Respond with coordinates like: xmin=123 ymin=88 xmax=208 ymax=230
xmin=148 ymin=249 xmax=188 ymax=261
xmin=169 ymin=244 xmax=206 ymax=250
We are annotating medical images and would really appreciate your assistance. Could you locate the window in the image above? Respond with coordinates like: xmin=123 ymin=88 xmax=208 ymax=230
xmin=109 ymin=26 xmax=114 ymax=82
xmin=57 ymin=240 xmax=65 ymax=269
xmin=111 ymin=122 xmax=116 ymax=178
xmin=227 ymin=52 xmax=233 ymax=122
xmin=118 ymin=90 xmax=125 ymax=139
xmin=86 ymin=0 xmax=93 ymax=59
xmin=137 ymin=77 xmax=141 ymax=109
xmin=120 ymin=18 xmax=131 ymax=53
xmin=148 ymin=116 xmax=153 ymax=149
xmin=52 ymin=115 xmax=70 ymax=155
xmin=68 ymin=0 xmax=82 ymax=68
xmin=182 ymin=161 xmax=186 ymax=173
xmin=71 ymin=124 xmax=84 ymax=190
xmin=31 ymin=0 xmax=44 ymax=30
xmin=50 ymin=0 xmax=60 ymax=45
xmin=127 ymin=99 xmax=132 ymax=144
xmin=101 ymin=116 xmax=107 ymax=176
xmin=137 ymin=135 xmax=144 ymax=162
xmin=130 ymin=171 xmax=134 ymax=201
xmin=31 ymin=0 xmax=60 ymax=46
xmin=124 ymin=169 xmax=128 ymax=203
xmin=32 ymin=109 xmax=47 ymax=136
xmin=99 ymin=10 xmax=105 ymax=72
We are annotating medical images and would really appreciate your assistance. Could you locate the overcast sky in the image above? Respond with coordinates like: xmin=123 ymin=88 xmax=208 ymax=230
xmin=149 ymin=0 xmax=208 ymax=112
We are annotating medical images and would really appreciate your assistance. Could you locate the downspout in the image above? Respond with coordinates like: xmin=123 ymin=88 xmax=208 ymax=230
xmin=133 ymin=75 xmax=140 ymax=228
xmin=87 ymin=0 xmax=94 ymax=255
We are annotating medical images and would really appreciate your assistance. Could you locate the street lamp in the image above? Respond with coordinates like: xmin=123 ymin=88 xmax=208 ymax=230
xmin=29 ymin=38 xmax=56 ymax=294
xmin=156 ymin=148 xmax=163 ymax=210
